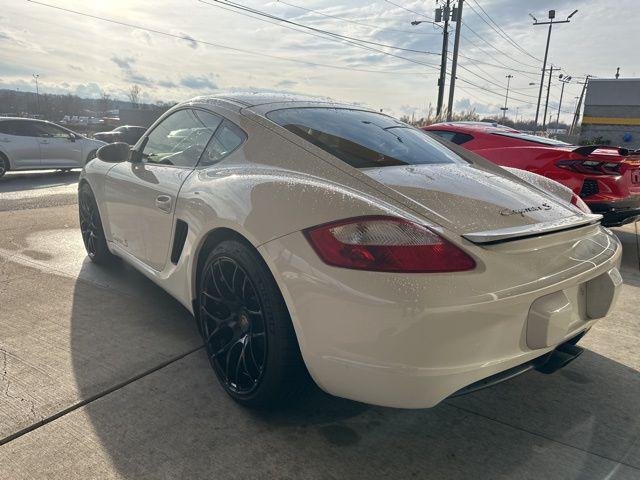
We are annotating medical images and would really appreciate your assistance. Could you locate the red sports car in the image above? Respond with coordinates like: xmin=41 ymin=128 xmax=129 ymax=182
xmin=422 ymin=122 xmax=640 ymax=227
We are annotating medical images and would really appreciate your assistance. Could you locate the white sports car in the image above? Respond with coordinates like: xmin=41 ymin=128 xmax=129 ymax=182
xmin=79 ymin=93 xmax=622 ymax=409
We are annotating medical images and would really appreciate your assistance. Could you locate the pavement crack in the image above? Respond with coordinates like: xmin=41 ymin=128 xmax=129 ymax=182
xmin=0 ymin=345 xmax=204 ymax=447
xmin=445 ymin=402 xmax=640 ymax=471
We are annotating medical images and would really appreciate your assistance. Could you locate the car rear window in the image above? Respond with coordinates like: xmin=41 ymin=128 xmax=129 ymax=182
xmin=491 ymin=131 xmax=572 ymax=146
xmin=267 ymin=108 xmax=466 ymax=169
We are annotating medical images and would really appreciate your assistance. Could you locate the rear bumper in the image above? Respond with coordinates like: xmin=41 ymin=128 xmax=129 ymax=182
xmin=261 ymin=227 xmax=622 ymax=409
xmin=587 ymin=195 xmax=640 ymax=227
xmin=450 ymin=331 xmax=587 ymax=398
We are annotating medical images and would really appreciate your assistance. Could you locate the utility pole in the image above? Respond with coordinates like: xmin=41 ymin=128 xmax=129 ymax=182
xmin=501 ymin=74 xmax=513 ymax=120
xmin=32 ymin=73 xmax=40 ymax=116
xmin=436 ymin=0 xmax=451 ymax=117
xmin=569 ymin=75 xmax=590 ymax=135
xmin=531 ymin=9 xmax=578 ymax=130
xmin=446 ymin=0 xmax=463 ymax=121
xmin=556 ymin=74 xmax=571 ymax=128
xmin=542 ymin=65 xmax=557 ymax=131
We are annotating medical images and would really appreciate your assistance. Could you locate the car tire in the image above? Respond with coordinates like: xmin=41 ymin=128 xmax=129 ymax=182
xmin=78 ymin=183 xmax=115 ymax=265
xmin=197 ymin=240 xmax=309 ymax=408
xmin=0 ymin=154 xmax=8 ymax=178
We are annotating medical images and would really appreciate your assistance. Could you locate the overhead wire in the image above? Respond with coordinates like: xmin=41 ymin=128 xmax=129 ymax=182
xmin=25 ymin=0 xmax=436 ymax=76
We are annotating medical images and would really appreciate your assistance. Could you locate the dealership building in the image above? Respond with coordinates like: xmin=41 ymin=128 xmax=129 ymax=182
xmin=581 ymin=78 xmax=640 ymax=149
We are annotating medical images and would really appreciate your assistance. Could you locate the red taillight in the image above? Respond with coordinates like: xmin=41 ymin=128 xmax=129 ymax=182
xmin=571 ymin=193 xmax=591 ymax=213
xmin=303 ymin=216 xmax=476 ymax=273
xmin=557 ymin=159 xmax=622 ymax=175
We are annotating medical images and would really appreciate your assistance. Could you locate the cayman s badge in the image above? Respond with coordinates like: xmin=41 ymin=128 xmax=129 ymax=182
xmin=500 ymin=203 xmax=552 ymax=217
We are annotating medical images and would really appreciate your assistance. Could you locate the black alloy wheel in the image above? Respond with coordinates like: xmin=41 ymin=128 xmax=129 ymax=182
xmin=200 ymin=257 xmax=267 ymax=395
xmin=78 ymin=184 xmax=114 ymax=264
xmin=198 ymin=241 xmax=308 ymax=407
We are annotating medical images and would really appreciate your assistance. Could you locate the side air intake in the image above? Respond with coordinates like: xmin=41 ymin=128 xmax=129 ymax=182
xmin=170 ymin=220 xmax=189 ymax=265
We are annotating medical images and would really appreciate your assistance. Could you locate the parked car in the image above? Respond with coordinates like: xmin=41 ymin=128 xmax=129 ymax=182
xmin=0 ymin=118 xmax=106 ymax=177
xmin=93 ymin=125 xmax=147 ymax=145
xmin=422 ymin=122 xmax=640 ymax=226
xmin=79 ymin=94 xmax=621 ymax=409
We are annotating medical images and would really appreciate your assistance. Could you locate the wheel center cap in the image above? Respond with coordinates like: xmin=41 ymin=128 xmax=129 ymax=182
xmin=238 ymin=313 xmax=250 ymax=333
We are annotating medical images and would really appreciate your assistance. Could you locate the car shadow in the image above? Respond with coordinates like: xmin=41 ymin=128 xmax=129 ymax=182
xmin=63 ymin=228 xmax=640 ymax=479
xmin=0 ymin=170 xmax=80 ymax=192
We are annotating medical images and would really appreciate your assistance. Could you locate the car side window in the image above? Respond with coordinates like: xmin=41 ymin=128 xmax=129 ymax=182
xmin=200 ymin=121 xmax=247 ymax=167
xmin=0 ymin=121 xmax=39 ymax=137
xmin=141 ymin=109 xmax=221 ymax=167
xmin=32 ymin=122 xmax=73 ymax=139
xmin=428 ymin=130 xmax=474 ymax=145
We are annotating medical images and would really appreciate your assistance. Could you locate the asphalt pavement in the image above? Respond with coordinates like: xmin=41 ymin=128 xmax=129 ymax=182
xmin=0 ymin=170 xmax=639 ymax=480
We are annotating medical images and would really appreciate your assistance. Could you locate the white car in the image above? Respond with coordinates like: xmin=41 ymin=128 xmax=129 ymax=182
xmin=79 ymin=93 xmax=622 ymax=409
xmin=0 ymin=118 xmax=106 ymax=177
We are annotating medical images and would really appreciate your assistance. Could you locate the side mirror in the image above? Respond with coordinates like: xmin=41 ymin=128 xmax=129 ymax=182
xmin=97 ymin=142 xmax=130 ymax=163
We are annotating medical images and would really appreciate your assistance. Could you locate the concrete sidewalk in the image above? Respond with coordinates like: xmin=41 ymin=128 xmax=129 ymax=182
xmin=0 ymin=200 xmax=639 ymax=479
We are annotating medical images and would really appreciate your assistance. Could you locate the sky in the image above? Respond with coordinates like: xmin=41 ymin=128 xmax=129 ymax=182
xmin=1 ymin=0 xmax=639 ymax=123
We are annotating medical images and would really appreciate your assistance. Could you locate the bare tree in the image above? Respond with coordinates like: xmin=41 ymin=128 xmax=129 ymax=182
xmin=98 ymin=92 xmax=111 ymax=115
xmin=128 ymin=85 xmax=141 ymax=109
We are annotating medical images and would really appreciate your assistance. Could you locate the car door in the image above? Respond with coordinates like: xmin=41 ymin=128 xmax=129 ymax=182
xmin=0 ymin=120 xmax=42 ymax=169
xmin=31 ymin=122 xmax=83 ymax=168
xmin=104 ymin=108 xmax=222 ymax=270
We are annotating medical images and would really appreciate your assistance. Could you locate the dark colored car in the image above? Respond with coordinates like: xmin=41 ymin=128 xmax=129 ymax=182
xmin=94 ymin=125 xmax=146 ymax=145
xmin=422 ymin=122 xmax=640 ymax=227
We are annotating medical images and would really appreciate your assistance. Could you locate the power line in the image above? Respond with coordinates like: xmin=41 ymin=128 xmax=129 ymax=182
xmin=456 ymin=76 xmax=575 ymax=114
xmin=382 ymin=0 xmax=437 ymax=22
xmin=208 ymin=0 xmax=441 ymax=58
xmin=24 ymin=0 xmax=435 ymax=76
xmin=275 ymin=0 xmax=441 ymax=35
xmin=467 ymin=0 xmax=541 ymax=62
xmin=460 ymin=20 xmax=540 ymax=71
xmin=199 ymin=0 xmax=442 ymax=71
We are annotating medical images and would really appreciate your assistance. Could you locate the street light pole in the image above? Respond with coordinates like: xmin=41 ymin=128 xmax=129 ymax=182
xmin=556 ymin=74 xmax=571 ymax=128
xmin=542 ymin=65 xmax=557 ymax=131
xmin=501 ymin=74 xmax=513 ymax=120
xmin=531 ymin=9 xmax=577 ymax=131
xmin=32 ymin=73 xmax=40 ymax=116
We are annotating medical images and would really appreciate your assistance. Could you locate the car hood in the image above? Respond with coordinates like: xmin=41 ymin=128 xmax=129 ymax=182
xmin=361 ymin=163 xmax=587 ymax=237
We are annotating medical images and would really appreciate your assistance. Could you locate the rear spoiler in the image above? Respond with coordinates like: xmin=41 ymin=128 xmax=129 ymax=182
xmin=572 ymin=145 xmax=630 ymax=157
xmin=463 ymin=214 xmax=602 ymax=244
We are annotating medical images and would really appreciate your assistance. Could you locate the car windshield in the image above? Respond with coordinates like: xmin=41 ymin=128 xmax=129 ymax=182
xmin=267 ymin=107 xmax=466 ymax=169
xmin=492 ymin=131 xmax=572 ymax=146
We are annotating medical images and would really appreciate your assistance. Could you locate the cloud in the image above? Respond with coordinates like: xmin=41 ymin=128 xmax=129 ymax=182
xmin=110 ymin=56 xmax=152 ymax=87
xmin=158 ymin=80 xmax=177 ymax=88
xmin=180 ymin=75 xmax=217 ymax=90
xmin=174 ymin=32 xmax=198 ymax=49
xmin=74 ymin=82 xmax=103 ymax=98
xmin=275 ymin=79 xmax=297 ymax=88
xmin=111 ymin=56 xmax=136 ymax=71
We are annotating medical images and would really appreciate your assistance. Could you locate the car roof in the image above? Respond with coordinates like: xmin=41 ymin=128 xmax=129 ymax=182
xmin=183 ymin=91 xmax=364 ymax=114
xmin=0 ymin=117 xmax=46 ymax=122
xmin=424 ymin=121 xmax=518 ymax=133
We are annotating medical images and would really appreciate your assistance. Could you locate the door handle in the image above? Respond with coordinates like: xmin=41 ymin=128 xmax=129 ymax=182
xmin=155 ymin=194 xmax=173 ymax=213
